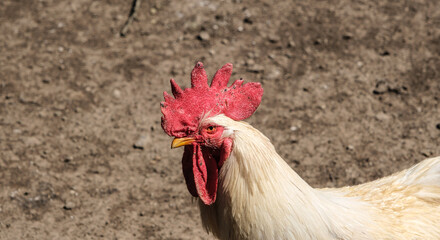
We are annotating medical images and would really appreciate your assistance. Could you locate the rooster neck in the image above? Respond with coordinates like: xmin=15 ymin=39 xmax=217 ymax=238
xmin=198 ymin=117 xmax=377 ymax=240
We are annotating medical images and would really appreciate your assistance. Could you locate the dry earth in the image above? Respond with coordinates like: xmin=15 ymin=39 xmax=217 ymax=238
xmin=0 ymin=0 xmax=439 ymax=239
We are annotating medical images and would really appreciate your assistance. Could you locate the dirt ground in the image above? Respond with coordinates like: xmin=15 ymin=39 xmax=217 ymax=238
xmin=0 ymin=0 xmax=439 ymax=239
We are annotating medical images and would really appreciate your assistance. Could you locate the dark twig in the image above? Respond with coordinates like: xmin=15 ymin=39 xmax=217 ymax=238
xmin=120 ymin=0 xmax=142 ymax=37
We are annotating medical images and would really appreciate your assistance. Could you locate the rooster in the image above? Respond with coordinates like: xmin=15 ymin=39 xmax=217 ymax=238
xmin=160 ymin=62 xmax=440 ymax=240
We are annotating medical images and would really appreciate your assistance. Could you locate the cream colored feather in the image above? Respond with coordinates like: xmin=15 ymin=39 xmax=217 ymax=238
xmin=198 ymin=114 xmax=440 ymax=240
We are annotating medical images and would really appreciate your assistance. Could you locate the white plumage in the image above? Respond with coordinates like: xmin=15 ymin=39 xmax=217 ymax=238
xmin=198 ymin=114 xmax=440 ymax=240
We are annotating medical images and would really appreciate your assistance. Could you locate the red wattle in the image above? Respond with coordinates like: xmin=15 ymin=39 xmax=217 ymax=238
xmin=182 ymin=143 xmax=218 ymax=205
xmin=197 ymin=145 xmax=218 ymax=205
xmin=182 ymin=145 xmax=198 ymax=197
xmin=181 ymin=139 xmax=233 ymax=205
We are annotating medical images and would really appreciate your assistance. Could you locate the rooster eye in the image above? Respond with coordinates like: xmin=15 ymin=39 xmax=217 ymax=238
xmin=206 ymin=126 xmax=216 ymax=134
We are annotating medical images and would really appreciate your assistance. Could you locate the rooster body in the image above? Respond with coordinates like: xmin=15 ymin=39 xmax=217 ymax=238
xmin=198 ymin=115 xmax=440 ymax=240
xmin=161 ymin=63 xmax=440 ymax=240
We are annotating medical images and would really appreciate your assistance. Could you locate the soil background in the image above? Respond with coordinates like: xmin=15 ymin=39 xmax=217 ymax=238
xmin=1 ymin=0 xmax=439 ymax=239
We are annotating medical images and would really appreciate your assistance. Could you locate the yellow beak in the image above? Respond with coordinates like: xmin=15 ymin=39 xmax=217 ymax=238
xmin=171 ymin=137 xmax=196 ymax=149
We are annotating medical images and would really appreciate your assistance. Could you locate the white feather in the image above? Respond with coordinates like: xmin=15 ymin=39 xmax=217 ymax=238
xmin=198 ymin=114 xmax=440 ymax=240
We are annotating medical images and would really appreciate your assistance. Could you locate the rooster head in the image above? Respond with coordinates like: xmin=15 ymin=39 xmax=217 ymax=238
xmin=160 ymin=62 xmax=263 ymax=205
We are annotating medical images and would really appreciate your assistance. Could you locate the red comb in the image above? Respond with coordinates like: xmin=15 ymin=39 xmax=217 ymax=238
xmin=161 ymin=62 xmax=263 ymax=137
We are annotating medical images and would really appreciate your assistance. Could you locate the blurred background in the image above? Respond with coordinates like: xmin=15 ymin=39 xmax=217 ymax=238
xmin=0 ymin=0 xmax=439 ymax=239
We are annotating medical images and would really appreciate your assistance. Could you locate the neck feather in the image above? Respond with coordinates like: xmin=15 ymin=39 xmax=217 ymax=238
xmin=200 ymin=116 xmax=377 ymax=240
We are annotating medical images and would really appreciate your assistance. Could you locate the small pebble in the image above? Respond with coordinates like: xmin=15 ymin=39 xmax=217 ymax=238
xmin=247 ymin=64 xmax=264 ymax=73
xmin=13 ymin=129 xmax=22 ymax=134
xmin=198 ymin=32 xmax=210 ymax=41
xmin=290 ymin=126 xmax=298 ymax=131
xmin=268 ymin=34 xmax=280 ymax=43
xmin=420 ymin=149 xmax=432 ymax=157
xmin=373 ymin=81 xmax=388 ymax=95
xmin=375 ymin=112 xmax=391 ymax=121
xmin=265 ymin=68 xmax=281 ymax=80
xmin=113 ymin=89 xmax=121 ymax=98
xmin=133 ymin=135 xmax=149 ymax=150
xmin=63 ymin=201 xmax=74 ymax=210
